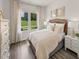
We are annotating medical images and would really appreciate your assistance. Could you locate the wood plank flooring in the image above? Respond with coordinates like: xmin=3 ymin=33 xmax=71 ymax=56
xmin=10 ymin=41 xmax=35 ymax=59
xmin=10 ymin=41 xmax=78 ymax=59
xmin=50 ymin=49 xmax=78 ymax=59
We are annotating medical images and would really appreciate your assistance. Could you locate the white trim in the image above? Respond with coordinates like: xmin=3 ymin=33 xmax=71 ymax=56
xmin=20 ymin=11 xmax=39 ymax=32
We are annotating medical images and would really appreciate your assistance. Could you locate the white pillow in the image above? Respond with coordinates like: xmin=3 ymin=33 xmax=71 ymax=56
xmin=54 ymin=23 xmax=64 ymax=33
xmin=47 ymin=23 xmax=56 ymax=31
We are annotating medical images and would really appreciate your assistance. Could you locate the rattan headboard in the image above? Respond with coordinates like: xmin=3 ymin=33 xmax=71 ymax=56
xmin=49 ymin=19 xmax=68 ymax=34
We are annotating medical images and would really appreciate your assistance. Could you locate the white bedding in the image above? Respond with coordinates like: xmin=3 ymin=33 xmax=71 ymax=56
xmin=29 ymin=29 xmax=64 ymax=59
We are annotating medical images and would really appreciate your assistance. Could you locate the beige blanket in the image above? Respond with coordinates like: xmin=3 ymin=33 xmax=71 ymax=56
xmin=29 ymin=29 xmax=63 ymax=59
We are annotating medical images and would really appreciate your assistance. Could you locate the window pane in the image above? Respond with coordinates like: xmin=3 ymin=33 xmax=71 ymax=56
xmin=31 ymin=13 xmax=37 ymax=29
xmin=21 ymin=12 xmax=28 ymax=31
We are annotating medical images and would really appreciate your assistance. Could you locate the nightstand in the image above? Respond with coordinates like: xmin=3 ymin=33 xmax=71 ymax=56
xmin=65 ymin=35 xmax=79 ymax=58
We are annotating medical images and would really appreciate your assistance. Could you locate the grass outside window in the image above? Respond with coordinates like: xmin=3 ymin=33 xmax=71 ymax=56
xmin=21 ymin=20 xmax=37 ymax=31
xmin=21 ymin=12 xmax=37 ymax=31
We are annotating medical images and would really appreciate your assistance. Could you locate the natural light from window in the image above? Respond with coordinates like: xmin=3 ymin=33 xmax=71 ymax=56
xmin=21 ymin=12 xmax=37 ymax=31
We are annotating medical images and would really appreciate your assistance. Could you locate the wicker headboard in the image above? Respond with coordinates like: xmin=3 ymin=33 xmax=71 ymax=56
xmin=49 ymin=19 xmax=68 ymax=34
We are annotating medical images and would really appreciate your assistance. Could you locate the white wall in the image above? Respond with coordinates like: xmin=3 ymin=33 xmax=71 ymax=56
xmin=45 ymin=0 xmax=79 ymax=21
xmin=21 ymin=2 xmax=45 ymax=29
xmin=0 ymin=0 xmax=2 ymax=8
xmin=2 ymin=0 xmax=10 ymax=19
xmin=21 ymin=3 xmax=40 ymax=13
xmin=0 ymin=0 xmax=10 ymax=19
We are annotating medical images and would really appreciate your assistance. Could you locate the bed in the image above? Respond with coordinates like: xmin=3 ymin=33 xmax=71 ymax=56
xmin=28 ymin=19 xmax=68 ymax=59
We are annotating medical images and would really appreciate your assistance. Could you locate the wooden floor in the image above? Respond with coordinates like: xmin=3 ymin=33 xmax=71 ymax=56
xmin=10 ymin=41 xmax=78 ymax=59
xmin=50 ymin=49 xmax=78 ymax=59
xmin=10 ymin=41 xmax=35 ymax=59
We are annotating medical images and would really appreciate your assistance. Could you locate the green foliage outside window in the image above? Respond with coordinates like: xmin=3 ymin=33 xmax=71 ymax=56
xmin=21 ymin=12 xmax=37 ymax=31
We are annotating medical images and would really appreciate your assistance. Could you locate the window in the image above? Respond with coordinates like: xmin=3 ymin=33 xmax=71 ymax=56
xmin=21 ymin=12 xmax=28 ymax=31
xmin=31 ymin=13 xmax=37 ymax=29
xmin=21 ymin=12 xmax=37 ymax=31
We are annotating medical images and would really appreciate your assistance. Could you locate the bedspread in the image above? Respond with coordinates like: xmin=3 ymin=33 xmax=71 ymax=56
xmin=29 ymin=29 xmax=64 ymax=59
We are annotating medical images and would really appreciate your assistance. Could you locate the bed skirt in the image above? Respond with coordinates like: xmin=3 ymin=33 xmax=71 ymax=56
xmin=28 ymin=39 xmax=64 ymax=59
xmin=49 ymin=39 xmax=64 ymax=58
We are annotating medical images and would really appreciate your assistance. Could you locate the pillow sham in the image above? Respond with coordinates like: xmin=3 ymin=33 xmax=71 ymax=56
xmin=54 ymin=23 xmax=64 ymax=33
xmin=47 ymin=23 xmax=56 ymax=31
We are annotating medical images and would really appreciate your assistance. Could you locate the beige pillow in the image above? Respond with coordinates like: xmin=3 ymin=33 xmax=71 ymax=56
xmin=54 ymin=23 xmax=64 ymax=33
xmin=47 ymin=23 xmax=56 ymax=31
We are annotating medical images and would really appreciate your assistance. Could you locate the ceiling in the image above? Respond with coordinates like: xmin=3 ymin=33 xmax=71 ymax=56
xmin=20 ymin=0 xmax=54 ymax=6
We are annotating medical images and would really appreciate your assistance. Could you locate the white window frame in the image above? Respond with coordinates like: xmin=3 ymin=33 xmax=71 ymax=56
xmin=21 ymin=11 xmax=39 ymax=32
